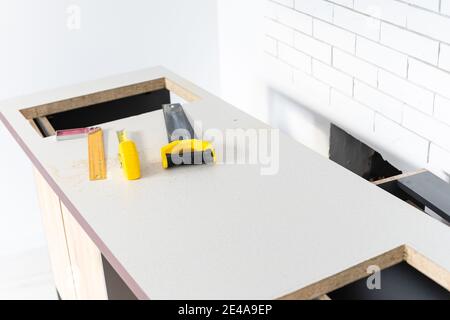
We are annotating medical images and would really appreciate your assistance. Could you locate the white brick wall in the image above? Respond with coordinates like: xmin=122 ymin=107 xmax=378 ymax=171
xmin=265 ymin=0 xmax=450 ymax=176
xmin=294 ymin=31 xmax=332 ymax=63
xmin=374 ymin=113 xmax=429 ymax=166
xmin=313 ymin=20 xmax=355 ymax=53
xmin=404 ymin=0 xmax=439 ymax=11
xmin=312 ymin=59 xmax=353 ymax=95
xmin=435 ymin=96 xmax=450 ymax=126
xmin=439 ymin=43 xmax=450 ymax=71
xmin=279 ymin=42 xmax=312 ymax=72
xmin=294 ymin=0 xmax=333 ymax=22
xmin=353 ymin=81 xmax=403 ymax=123
xmin=380 ymin=23 xmax=439 ymax=64
xmin=442 ymin=0 xmax=450 ymax=16
xmin=356 ymin=37 xmax=407 ymax=76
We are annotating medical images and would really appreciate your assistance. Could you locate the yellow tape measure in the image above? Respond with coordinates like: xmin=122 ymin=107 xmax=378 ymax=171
xmin=88 ymin=128 xmax=107 ymax=181
xmin=116 ymin=130 xmax=127 ymax=144
xmin=117 ymin=130 xmax=141 ymax=180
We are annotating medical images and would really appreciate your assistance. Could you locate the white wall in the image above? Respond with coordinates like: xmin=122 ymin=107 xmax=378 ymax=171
xmin=0 ymin=124 xmax=46 ymax=256
xmin=0 ymin=0 xmax=220 ymax=257
xmin=262 ymin=0 xmax=450 ymax=180
xmin=218 ymin=0 xmax=331 ymax=157
xmin=0 ymin=0 xmax=220 ymax=98
xmin=218 ymin=0 xmax=450 ymax=181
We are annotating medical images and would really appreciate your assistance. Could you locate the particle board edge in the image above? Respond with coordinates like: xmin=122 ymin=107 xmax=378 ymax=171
xmin=405 ymin=246 xmax=450 ymax=291
xmin=20 ymin=78 xmax=167 ymax=119
xmin=373 ymin=169 xmax=427 ymax=186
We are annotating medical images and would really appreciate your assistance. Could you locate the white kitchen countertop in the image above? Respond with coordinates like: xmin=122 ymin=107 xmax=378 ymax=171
xmin=1 ymin=67 xmax=449 ymax=299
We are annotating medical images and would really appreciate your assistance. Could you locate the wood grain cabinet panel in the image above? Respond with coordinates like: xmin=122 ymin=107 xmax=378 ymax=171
xmin=33 ymin=169 xmax=76 ymax=299
xmin=61 ymin=204 xmax=108 ymax=300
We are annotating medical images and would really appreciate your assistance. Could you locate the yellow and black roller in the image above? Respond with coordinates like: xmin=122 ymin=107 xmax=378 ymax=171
xmin=161 ymin=103 xmax=215 ymax=169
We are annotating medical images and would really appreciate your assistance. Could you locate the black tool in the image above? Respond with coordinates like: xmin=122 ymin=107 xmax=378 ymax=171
xmin=161 ymin=103 xmax=215 ymax=168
